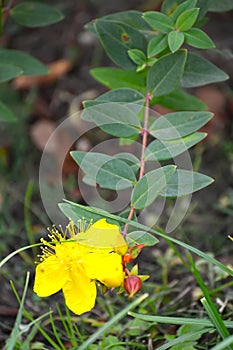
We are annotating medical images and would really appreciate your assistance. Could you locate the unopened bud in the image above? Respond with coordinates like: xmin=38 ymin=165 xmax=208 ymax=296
xmin=122 ymin=244 xmax=144 ymax=264
xmin=124 ymin=275 xmax=142 ymax=298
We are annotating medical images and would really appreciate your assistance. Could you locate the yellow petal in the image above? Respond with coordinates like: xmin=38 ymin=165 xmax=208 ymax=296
xmin=62 ymin=265 xmax=96 ymax=315
xmin=83 ymin=252 xmax=125 ymax=288
xmin=34 ymin=255 xmax=67 ymax=297
xmin=77 ymin=219 xmax=128 ymax=255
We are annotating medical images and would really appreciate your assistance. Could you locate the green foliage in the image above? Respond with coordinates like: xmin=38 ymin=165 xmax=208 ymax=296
xmin=10 ymin=2 xmax=64 ymax=27
xmin=0 ymin=1 xmax=63 ymax=123
xmin=171 ymin=0 xmax=198 ymax=21
xmin=94 ymin=19 xmax=147 ymax=69
xmin=127 ymin=231 xmax=159 ymax=246
xmin=160 ymin=169 xmax=214 ymax=197
xmin=147 ymin=50 xmax=187 ymax=96
xmin=145 ymin=132 xmax=207 ymax=161
xmin=81 ymin=102 xmax=141 ymax=137
xmin=168 ymin=31 xmax=185 ymax=53
xmin=90 ymin=67 xmax=146 ymax=92
xmin=147 ymin=33 xmax=168 ymax=57
xmin=184 ymin=28 xmax=215 ymax=49
xmin=182 ymin=53 xmax=228 ymax=87
xmin=64 ymin=2 xmax=229 ymax=248
xmin=0 ymin=100 xmax=17 ymax=122
xmin=151 ymin=89 xmax=207 ymax=110
xmin=143 ymin=11 xmax=175 ymax=33
xmin=175 ymin=8 xmax=200 ymax=31
xmin=84 ymin=88 xmax=144 ymax=108
xmin=0 ymin=49 xmax=49 ymax=76
xmin=0 ymin=63 xmax=22 ymax=83
xmin=128 ymin=49 xmax=147 ymax=66
xmin=131 ymin=165 xmax=176 ymax=209
xmin=149 ymin=111 xmax=213 ymax=140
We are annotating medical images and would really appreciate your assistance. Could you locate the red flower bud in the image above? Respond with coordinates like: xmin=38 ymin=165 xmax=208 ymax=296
xmin=122 ymin=244 xmax=145 ymax=265
xmin=122 ymin=253 xmax=133 ymax=264
xmin=124 ymin=275 xmax=142 ymax=298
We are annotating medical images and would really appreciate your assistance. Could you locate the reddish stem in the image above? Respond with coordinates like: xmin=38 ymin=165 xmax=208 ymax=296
xmin=2 ymin=0 xmax=14 ymax=28
xmin=122 ymin=92 xmax=151 ymax=237
xmin=122 ymin=205 xmax=135 ymax=237
xmin=139 ymin=92 xmax=151 ymax=179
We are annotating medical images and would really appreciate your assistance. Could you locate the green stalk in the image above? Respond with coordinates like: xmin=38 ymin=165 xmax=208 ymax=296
xmin=78 ymin=293 xmax=148 ymax=349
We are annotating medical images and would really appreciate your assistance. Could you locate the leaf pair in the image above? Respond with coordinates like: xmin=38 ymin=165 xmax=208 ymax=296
xmin=91 ymin=52 xmax=228 ymax=98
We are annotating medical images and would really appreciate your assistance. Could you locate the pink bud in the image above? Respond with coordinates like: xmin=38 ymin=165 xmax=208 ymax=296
xmin=124 ymin=275 xmax=142 ymax=298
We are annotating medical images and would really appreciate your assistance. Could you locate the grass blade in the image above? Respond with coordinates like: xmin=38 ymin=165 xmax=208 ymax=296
xmin=78 ymin=293 xmax=148 ymax=349
xmin=4 ymin=272 xmax=30 ymax=350
xmin=0 ymin=243 xmax=41 ymax=269
xmin=201 ymin=297 xmax=232 ymax=349
xmin=210 ymin=336 xmax=233 ymax=350
xmin=189 ymin=254 xmax=233 ymax=349
xmin=156 ymin=328 xmax=213 ymax=350
xmin=128 ymin=312 xmax=233 ymax=328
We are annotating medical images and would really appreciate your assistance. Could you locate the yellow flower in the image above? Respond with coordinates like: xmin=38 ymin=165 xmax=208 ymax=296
xmin=34 ymin=219 xmax=128 ymax=315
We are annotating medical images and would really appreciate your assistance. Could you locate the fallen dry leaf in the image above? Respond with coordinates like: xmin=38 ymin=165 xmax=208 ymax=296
xmin=30 ymin=119 xmax=56 ymax=152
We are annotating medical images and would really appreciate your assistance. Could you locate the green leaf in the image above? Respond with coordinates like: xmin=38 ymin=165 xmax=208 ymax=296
xmin=128 ymin=49 xmax=146 ymax=65
xmin=160 ymin=169 xmax=214 ymax=197
xmin=182 ymin=52 xmax=229 ymax=87
xmin=0 ymin=101 xmax=17 ymax=122
xmin=84 ymin=88 xmax=144 ymax=108
xmin=0 ymin=49 xmax=48 ymax=76
xmin=10 ymin=2 xmax=64 ymax=27
xmin=177 ymin=324 xmax=205 ymax=341
xmin=208 ymin=0 xmax=233 ymax=12
xmin=145 ymin=132 xmax=207 ymax=161
xmin=131 ymin=165 xmax=176 ymax=209
xmin=152 ymin=89 xmax=207 ymax=111
xmin=147 ymin=34 xmax=168 ymax=58
xmin=82 ymin=102 xmax=141 ymax=138
xmin=162 ymin=0 xmax=207 ymax=20
xmin=94 ymin=19 xmax=147 ymax=69
xmin=0 ymin=63 xmax=22 ymax=82
xmin=98 ymin=10 xmax=152 ymax=31
xmin=171 ymin=0 xmax=198 ymax=21
xmin=161 ymin=0 xmax=183 ymax=15
xmin=71 ymin=151 xmax=108 ymax=170
xmin=149 ymin=111 xmax=212 ymax=140
xmin=96 ymin=159 xmax=136 ymax=190
xmin=127 ymin=231 xmax=159 ymax=246
xmin=143 ymin=11 xmax=174 ymax=33
xmin=175 ymin=8 xmax=200 ymax=31
xmin=184 ymin=28 xmax=215 ymax=49
xmin=196 ymin=0 xmax=211 ymax=20
xmin=85 ymin=10 xmax=152 ymax=35
xmin=168 ymin=30 xmax=185 ymax=52
xmin=147 ymin=50 xmax=187 ymax=96
xmin=90 ymin=67 xmax=146 ymax=92
xmin=71 ymin=151 xmax=136 ymax=190
xmin=114 ymin=152 xmax=140 ymax=173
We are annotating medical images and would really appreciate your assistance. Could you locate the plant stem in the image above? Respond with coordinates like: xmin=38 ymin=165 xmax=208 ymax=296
xmin=2 ymin=0 xmax=14 ymax=28
xmin=122 ymin=92 xmax=151 ymax=237
xmin=139 ymin=92 xmax=151 ymax=179
xmin=122 ymin=205 xmax=135 ymax=237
